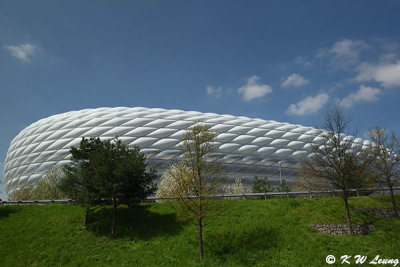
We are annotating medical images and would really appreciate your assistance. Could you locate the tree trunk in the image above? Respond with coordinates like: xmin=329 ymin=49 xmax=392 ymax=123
xmin=84 ymin=206 xmax=89 ymax=225
xmin=197 ymin=153 xmax=203 ymax=262
xmin=388 ymin=184 xmax=399 ymax=217
xmin=112 ymin=198 xmax=117 ymax=235
xmin=198 ymin=217 xmax=203 ymax=262
xmin=343 ymin=192 xmax=352 ymax=235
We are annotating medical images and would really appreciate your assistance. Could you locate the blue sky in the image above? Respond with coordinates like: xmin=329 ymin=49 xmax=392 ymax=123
xmin=1 ymin=0 xmax=400 ymax=199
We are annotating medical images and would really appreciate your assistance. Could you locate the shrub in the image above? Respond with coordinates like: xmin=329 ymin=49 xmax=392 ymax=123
xmin=276 ymin=179 xmax=291 ymax=192
xmin=223 ymin=178 xmax=251 ymax=199
xmin=9 ymin=165 xmax=67 ymax=200
xmin=34 ymin=165 xmax=67 ymax=200
xmin=9 ymin=183 xmax=35 ymax=201
xmin=155 ymin=162 xmax=193 ymax=201
xmin=252 ymin=176 xmax=273 ymax=193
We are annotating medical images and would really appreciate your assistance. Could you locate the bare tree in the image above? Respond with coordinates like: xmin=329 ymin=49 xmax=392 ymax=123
xmin=34 ymin=165 xmax=67 ymax=200
xmin=302 ymin=104 xmax=374 ymax=234
xmin=160 ymin=124 xmax=224 ymax=261
xmin=294 ymin=163 xmax=332 ymax=191
xmin=10 ymin=166 xmax=67 ymax=201
xmin=367 ymin=127 xmax=400 ymax=217
xmin=9 ymin=183 xmax=35 ymax=201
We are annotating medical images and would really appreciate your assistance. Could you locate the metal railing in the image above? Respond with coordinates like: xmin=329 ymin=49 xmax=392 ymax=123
xmin=148 ymin=186 xmax=400 ymax=201
xmin=1 ymin=199 xmax=76 ymax=205
xmin=1 ymin=187 xmax=399 ymax=205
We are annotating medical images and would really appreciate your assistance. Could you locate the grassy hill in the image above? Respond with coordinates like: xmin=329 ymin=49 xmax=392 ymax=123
xmin=0 ymin=195 xmax=399 ymax=266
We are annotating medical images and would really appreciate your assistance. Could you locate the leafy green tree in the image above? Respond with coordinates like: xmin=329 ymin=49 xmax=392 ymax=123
xmin=301 ymin=105 xmax=375 ymax=234
xmin=60 ymin=161 xmax=97 ymax=225
xmin=161 ymin=124 xmax=224 ymax=262
xmin=59 ymin=137 xmax=158 ymax=234
xmin=367 ymin=127 xmax=400 ymax=216
xmin=252 ymin=176 xmax=273 ymax=193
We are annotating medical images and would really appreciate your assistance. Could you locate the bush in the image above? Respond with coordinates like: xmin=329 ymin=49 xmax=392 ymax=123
xmin=34 ymin=165 xmax=67 ymax=200
xmin=223 ymin=178 xmax=251 ymax=200
xmin=9 ymin=183 xmax=35 ymax=201
xmin=9 ymin=165 xmax=67 ymax=200
xmin=155 ymin=162 xmax=193 ymax=201
xmin=276 ymin=179 xmax=291 ymax=192
xmin=252 ymin=176 xmax=273 ymax=193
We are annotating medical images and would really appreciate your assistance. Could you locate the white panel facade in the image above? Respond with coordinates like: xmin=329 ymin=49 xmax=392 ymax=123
xmin=3 ymin=107 xmax=372 ymax=196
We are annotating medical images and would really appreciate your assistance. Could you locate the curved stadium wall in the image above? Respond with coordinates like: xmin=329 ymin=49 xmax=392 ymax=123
xmin=4 ymin=107 xmax=371 ymax=196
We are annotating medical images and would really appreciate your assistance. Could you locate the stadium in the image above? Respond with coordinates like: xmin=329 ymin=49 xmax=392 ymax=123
xmin=3 ymin=107 xmax=372 ymax=196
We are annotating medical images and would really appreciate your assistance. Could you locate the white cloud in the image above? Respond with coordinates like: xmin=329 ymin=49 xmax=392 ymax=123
xmin=238 ymin=75 xmax=272 ymax=101
xmin=379 ymin=53 xmax=397 ymax=64
xmin=318 ymin=39 xmax=368 ymax=69
xmin=281 ymin=73 xmax=309 ymax=88
xmin=294 ymin=56 xmax=313 ymax=68
xmin=355 ymin=60 xmax=400 ymax=87
xmin=4 ymin=43 xmax=37 ymax=62
xmin=330 ymin=39 xmax=362 ymax=56
xmin=339 ymin=85 xmax=381 ymax=108
xmin=206 ymin=86 xmax=223 ymax=98
xmin=286 ymin=93 xmax=329 ymax=116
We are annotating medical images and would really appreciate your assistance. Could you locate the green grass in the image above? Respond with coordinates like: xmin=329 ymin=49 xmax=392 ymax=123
xmin=0 ymin=195 xmax=399 ymax=266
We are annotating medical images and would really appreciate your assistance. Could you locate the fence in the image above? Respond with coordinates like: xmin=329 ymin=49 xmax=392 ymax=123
xmin=1 ymin=187 xmax=399 ymax=205
xmin=147 ymin=186 xmax=400 ymax=202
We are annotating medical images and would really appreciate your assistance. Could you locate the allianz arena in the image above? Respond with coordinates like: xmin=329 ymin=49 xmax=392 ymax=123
xmin=4 ymin=107 xmax=371 ymax=196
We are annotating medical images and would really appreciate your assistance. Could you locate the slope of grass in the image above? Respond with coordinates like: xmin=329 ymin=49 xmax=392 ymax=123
xmin=0 ymin=195 xmax=399 ymax=266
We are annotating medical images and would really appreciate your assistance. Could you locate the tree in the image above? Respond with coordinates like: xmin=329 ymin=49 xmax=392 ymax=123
xmin=10 ymin=166 xmax=67 ymax=201
xmin=301 ymin=105 xmax=374 ymax=234
xmin=252 ymin=176 xmax=273 ymax=193
xmin=367 ymin=127 xmax=400 ymax=217
xmin=34 ymin=165 xmax=67 ymax=200
xmin=59 ymin=137 xmax=107 ymax=225
xmin=155 ymin=162 xmax=192 ymax=202
xmin=294 ymin=163 xmax=332 ymax=191
xmin=9 ymin=183 xmax=35 ymax=201
xmin=60 ymin=161 xmax=98 ymax=225
xmin=160 ymin=124 xmax=224 ymax=261
xmin=276 ymin=179 xmax=291 ymax=192
xmin=59 ymin=137 xmax=158 ymax=234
